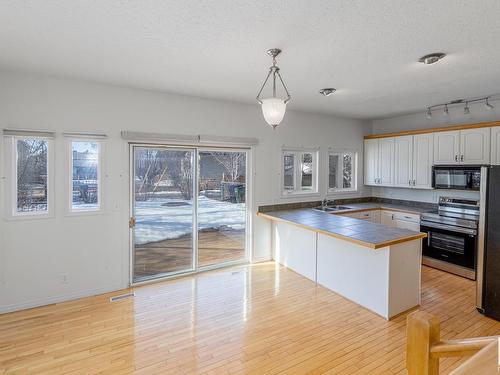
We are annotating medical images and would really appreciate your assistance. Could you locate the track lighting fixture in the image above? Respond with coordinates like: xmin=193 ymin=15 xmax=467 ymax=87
xmin=424 ymin=96 xmax=496 ymax=119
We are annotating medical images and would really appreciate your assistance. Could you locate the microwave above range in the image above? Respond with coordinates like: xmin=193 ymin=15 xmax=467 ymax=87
xmin=432 ymin=165 xmax=482 ymax=191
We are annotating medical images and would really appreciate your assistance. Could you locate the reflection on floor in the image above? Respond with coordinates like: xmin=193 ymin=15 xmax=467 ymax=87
xmin=1 ymin=263 xmax=499 ymax=374
xmin=134 ymin=228 xmax=245 ymax=279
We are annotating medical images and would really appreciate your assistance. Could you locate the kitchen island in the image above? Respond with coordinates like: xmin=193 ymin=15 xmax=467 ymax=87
xmin=258 ymin=208 xmax=427 ymax=320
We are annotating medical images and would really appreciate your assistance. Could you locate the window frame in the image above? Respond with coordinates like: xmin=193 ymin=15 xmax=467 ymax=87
xmin=9 ymin=136 xmax=53 ymax=218
xmin=67 ymin=138 xmax=104 ymax=214
xmin=281 ymin=147 xmax=319 ymax=197
xmin=327 ymin=149 xmax=358 ymax=194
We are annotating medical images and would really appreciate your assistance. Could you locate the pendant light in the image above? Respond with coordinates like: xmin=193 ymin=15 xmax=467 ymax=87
xmin=256 ymin=48 xmax=291 ymax=129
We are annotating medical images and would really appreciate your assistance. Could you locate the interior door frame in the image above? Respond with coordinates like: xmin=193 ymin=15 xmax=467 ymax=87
xmin=128 ymin=142 xmax=252 ymax=286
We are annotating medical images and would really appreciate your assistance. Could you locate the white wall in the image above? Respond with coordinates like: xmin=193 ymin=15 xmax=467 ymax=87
xmin=0 ymin=71 xmax=370 ymax=313
xmin=371 ymin=99 xmax=500 ymax=202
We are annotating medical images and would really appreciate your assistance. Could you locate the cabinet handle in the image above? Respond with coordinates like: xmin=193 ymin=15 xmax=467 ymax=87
xmin=413 ymin=179 xmax=416 ymax=186
xmin=409 ymin=179 xmax=412 ymax=186
xmin=455 ymin=155 xmax=458 ymax=162
xmin=461 ymin=155 xmax=464 ymax=162
xmin=392 ymin=214 xmax=394 ymax=220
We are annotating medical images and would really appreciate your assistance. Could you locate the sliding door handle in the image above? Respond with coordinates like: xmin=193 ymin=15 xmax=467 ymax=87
xmin=129 ymin=217 xmax=136 ymax=229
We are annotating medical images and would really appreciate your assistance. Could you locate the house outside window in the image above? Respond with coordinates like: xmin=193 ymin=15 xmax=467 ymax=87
xmin=281 ymin=148 xmax=318 ymax=195
xmin=328 ymin=150 xmax=357 ymax=193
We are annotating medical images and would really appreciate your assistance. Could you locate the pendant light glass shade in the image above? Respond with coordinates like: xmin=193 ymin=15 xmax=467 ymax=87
xmin=261 ymin=98 xmax=287 ymax=129
xmin=256 ymin=48 xmax=291 ymax=129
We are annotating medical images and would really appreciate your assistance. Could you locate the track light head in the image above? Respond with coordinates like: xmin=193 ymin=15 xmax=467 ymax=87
xmin=464 ymin=102 xmax=470 ymax=115
xmin=443 ymin=104 xmax=449 ymax=116
xmin=426 ymin=107 xmax=432 ymax=119
xmin=485 ymin=98 xmax=495 ymax=110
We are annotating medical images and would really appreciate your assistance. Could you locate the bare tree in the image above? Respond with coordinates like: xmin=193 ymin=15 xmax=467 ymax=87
xmin=208 ymin=152 xmax=244 ymax=182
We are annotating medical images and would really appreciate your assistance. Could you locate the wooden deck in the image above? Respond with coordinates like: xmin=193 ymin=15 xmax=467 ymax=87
xmin=134 ymin=228 xmax=245 ymax=279
xmin=1 ymin=263 xmax=499 ymax=374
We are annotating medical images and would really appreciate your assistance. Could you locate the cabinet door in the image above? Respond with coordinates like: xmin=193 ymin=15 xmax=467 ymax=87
xmin=380 ymin=211 xmax=396 ymax=227
xmin=378 ymin=138 xmax=395 ymax=186
xmin=394 ymin=136 xmax=413 ymax=188
xmin=434 ymin=131 xmax=460 ymax=165
xmin=413 ymin=133 xmax=434 ymax=189
xmin=394 ymin=219 xmax=420 ymax=232
xmin=364 ymin=139 xmax=379 ymax=185
xmin=460 ymin=128 xmax=491 ymax=164
xmin=491 ymin=127 xmax=500 ymax=165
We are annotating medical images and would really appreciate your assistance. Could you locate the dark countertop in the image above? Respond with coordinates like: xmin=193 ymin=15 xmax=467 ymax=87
xmin=258 ymin=208 xmax=427 ymax=249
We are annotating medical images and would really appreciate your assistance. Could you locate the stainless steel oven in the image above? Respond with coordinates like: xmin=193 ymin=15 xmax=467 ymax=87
xmin=432 ymin=165 xmax=481 ymax=191
xmin=421 ymin=197 xmax=479 ymax=279
xmin=421 ymin=223 xmax=477 ymax=269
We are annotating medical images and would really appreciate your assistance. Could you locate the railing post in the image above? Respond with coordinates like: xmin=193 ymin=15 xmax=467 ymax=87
xmin=406 ymin=311 xmax=441 ymax=375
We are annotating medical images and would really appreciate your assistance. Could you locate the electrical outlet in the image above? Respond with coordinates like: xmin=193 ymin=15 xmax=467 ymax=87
xmin=60 ymin=273 xmax=69 ymax=284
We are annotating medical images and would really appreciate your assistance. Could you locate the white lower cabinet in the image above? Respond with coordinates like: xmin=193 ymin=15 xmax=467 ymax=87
xmin=380 ymin=210 xmax=396 ymax=227
xmin=339 ymin=210 xmax=380 ymax=223
xmin=380 ymin=210 xmax=420 ymax=231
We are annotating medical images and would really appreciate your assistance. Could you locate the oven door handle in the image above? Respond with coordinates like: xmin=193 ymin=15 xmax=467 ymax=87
xmin=420 ymin=222 xmax=477 ymax=235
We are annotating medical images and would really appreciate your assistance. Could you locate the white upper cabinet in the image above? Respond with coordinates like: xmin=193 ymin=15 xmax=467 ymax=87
xmin=364 ymin=139 xmax=379 ymax=185
xmin=434 ymin=128 xmax=490 ymax=165
xmin=434 ymin=130 xmax=460 ymax=164
xmin=378 ymin=138 xmax=395 ymax=186
xmin=364 ymin=138 xmax=394 ymax=186
xmin=394 ymin=136 xmax=413 ymax=187
xmin=491 ymin=127 xmax=500 ymax=165
xmin=413 ymin=133 xmax=434 ymax=189
xmin=460 ymin=128 xmax=490 ymax=164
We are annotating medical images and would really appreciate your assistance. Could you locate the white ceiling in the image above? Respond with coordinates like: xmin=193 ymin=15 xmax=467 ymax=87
xmin=1 ymin=0 xmax=500 ymax=119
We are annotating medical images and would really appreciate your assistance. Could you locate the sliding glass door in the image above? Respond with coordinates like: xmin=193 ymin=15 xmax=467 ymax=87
xmin=132 ymin=146 xmax=196 ymax=282
xmin=131 ymin=145 xmax=248 ymax=283
xmin=198 ymin=150 xmax=247 ymax=268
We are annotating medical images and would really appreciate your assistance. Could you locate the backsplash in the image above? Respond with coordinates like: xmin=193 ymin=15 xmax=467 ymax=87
xmin=371 ymin=187 xmax=480 ymax=204
xmin=258 ymin=196 xmax=436 ymax=212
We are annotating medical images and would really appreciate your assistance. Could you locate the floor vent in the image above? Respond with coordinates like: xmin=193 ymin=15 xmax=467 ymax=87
xmin=110 ymin=292 xmax=135 ymax=302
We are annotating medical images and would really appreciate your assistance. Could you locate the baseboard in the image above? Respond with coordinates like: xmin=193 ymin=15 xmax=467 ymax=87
xmin=252 ymin=256 xmax=273 ymax=263
xmin=0 ymin=283 xmax=126 ymax=314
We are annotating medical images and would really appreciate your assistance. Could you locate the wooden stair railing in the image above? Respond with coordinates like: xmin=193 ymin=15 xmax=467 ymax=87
xmin=406 ymin=311 xmax=499 ymax=375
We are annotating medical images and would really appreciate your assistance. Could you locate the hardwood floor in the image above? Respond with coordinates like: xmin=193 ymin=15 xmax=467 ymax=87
xmin=1 ymin=263 xmax=499 ymax=374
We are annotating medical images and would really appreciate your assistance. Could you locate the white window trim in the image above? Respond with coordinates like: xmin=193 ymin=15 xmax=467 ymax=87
xmin=327 ymin=149 xmax=358 ymax=195
xmin=281 ymin=147 xmax=319 ymax=197
xmin=6 ymin=136 xmax=54 ymax=220
xmin=66 ymin=138 xmax=104 ymax=215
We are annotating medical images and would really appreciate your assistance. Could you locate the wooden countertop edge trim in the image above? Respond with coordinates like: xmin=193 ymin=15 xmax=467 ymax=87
xmin=257 ymin=212 xmax=426 ymax=249
xmin=364 ymin=120 xmax=500 ymax=140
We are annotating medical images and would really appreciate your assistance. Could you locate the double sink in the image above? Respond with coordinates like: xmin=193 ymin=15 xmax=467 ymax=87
xmin=313 ymin=205 xmax=352 ymax=212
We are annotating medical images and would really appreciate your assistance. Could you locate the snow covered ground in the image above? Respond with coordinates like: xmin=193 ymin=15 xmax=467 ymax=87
xmin=134 ymin=195 xmax=245 ymax=245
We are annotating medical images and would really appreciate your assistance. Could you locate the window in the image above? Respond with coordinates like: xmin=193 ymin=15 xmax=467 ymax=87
xmin=15 ymin=138 xmax=49 ymax=214
xmin=328 ymin=150 xmax=357 ymax=193
xmin=70 ymin=140 xmax=101 ymax=211
xmin=282 ymin=148 xmax=318 ymax=195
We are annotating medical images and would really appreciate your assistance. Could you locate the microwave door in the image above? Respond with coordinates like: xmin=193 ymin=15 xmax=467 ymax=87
xmin=451 ymin=171 xmax=468 ymax=189
xmin=435 ymin=170 xmax=452 ymax=188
